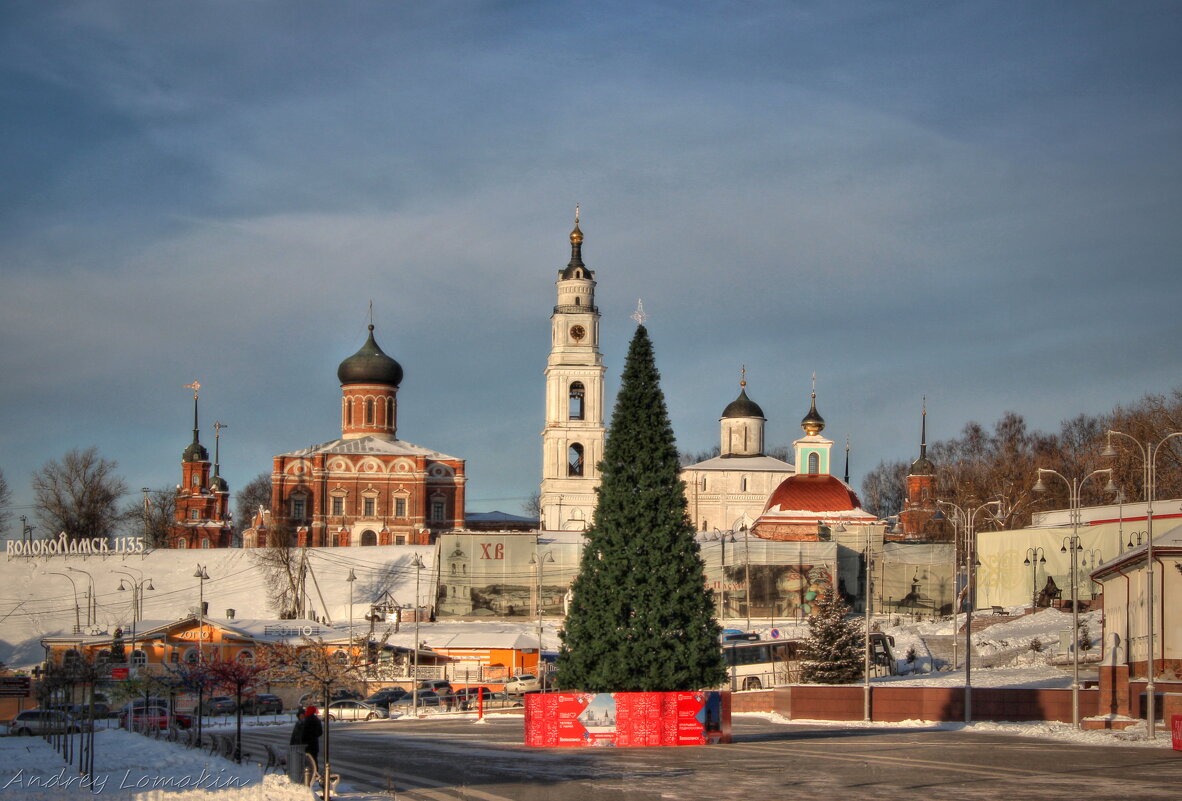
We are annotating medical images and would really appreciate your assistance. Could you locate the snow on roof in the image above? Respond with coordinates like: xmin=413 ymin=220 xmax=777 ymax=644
xmin=280 ymin=434 xmax=459 ymax=461
xmin=683 ymin=454 xmax=795 ymax=472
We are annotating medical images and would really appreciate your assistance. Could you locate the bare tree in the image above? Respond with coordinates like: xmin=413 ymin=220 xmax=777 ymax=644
xmin=0 ymin=467 xmax=11 ymax=535
xmin=125 ymin=487 xmax=176 ymax=548
xmin=234 ymin=472 xmax=271 ymax=536
xmin=249 ymin=520 xmax=303 ymax=618
xmin=1107 ymin=388 xmax=1182 ymax=501
xmin=32 ymin=448 xmax=128 ymax=542
xmin=860 ymin=459 xmax=908 ymax=519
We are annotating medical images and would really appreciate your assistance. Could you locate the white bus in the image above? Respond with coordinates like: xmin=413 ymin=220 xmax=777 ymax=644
xmin=722 ymin=633 xmax=896 ymax=691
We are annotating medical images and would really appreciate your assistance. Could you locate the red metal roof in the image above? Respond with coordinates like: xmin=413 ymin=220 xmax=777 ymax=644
xmin=762 ymin=474 xmax=865 ymax=515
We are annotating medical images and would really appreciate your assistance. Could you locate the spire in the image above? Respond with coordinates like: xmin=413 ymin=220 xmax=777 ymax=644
xmin=211 ymin=421 xmax=229 ymax=492
xmin=567 ymin=204 xmax=584 ymax=269
xmin=910 ymin=397 xmax=935 ymax=476
xmin=182 ymin=381 xmax=208 ymax=462
xmin=800 ymin=373 xmax=825 ymax=435
xmin=844 ymin=436 xmax=850 ymax=484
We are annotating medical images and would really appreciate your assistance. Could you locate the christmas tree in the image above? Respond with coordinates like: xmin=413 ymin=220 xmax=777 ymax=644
xmin=557 ymin=324 xmax=726 ymax=692
xmin=800 ymin=586 xmax=864 ymax=684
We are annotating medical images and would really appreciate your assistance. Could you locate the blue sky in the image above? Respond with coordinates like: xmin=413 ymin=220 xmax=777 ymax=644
xmin=2 ymin=1 xmax=1181 ymax=529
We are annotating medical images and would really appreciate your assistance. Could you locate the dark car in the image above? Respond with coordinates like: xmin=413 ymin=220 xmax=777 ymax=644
xmin=50 ymin=702 xmax=113 ymax=720
xmin=199 ymin=696 xmax=238 ymax=715
xmin=363 ymin=688 xmax=408 ymax=708
xmin=120 ymin=706 xmax=192 ymax=731
xmin=242 ymin=693 xmax=283 ymax=714
xmin=389 ymin=690 xmax=441 ymax=710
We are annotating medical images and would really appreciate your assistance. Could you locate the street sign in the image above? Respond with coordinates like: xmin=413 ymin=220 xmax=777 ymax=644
xmin=0 ymin=676 xmax=31 ymax=698
xmin=770 ymin=628 xmax=780 ymax=639
xmin=111 ymin=668 xmax=129 ymax=680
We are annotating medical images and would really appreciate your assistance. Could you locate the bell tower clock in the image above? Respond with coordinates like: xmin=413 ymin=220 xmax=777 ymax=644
xmin=540 ymin=209 xmax=606 ymax=531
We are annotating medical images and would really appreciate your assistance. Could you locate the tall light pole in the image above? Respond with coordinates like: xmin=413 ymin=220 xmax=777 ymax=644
xmin=116 ymin=568 xmax=154 ymax=672
xmin=862 ymin=523 xmax=872 ymax=722
xmin=194 ymin=565 xmax=210 ymax=661
xmin=1102 ymin=428 xmax=1182 ymax=739
xmin=530 ymin=550 xmax=554 ymax=689
xmin=741 ymin=525 xmax=752 ymax=631
xmin=67 ymin=566 xmax=97 ymax=628
xmin=410 ymin=553 xmax=424 ymax=717
xmin=1033 ymin=466 xmax=1114 ymax=729
xmin=937 ymin=499 xmax=1002 ymax=723
xmin=50 ymin=572 xmax=82 ymax=634
xmin=347 ymin=569 xmax=357 ymax=656
xmin=1023 ymin=547 xmax=1047 ymax=610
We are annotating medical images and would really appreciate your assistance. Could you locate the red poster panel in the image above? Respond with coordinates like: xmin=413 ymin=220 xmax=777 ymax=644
xmin=525 ymin=691 xmax=731 ymax=747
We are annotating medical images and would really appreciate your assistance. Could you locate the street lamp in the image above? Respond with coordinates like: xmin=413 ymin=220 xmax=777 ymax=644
xmin=530 ymin=550 xmax=555 ymax=690
xmin=347 ymin=569 xmax=357 ymax=655
xmin=67 ymin=566 xmax=97 ymax=628
xmin=116 ymin=568 xmax=154 ymax=672
xmin=194 ymin=565 xmax=210 ymax=661
xmin=410 ymin=553 xmax=425 ymax=717
xmin=1079 ymin=548 xmax=1103 ymax=599
xmin=1033 ymin=466 xmax=1114 ymax=729
xmin=936 ymin=499 xmax=1002 ymax=723
xmin=1023 ymin=547 xmax=1047 ymax=610
xmin=49 ymin=572 xmax=82 ymax=634
xmin=861 ymin=523 xmax=873 ymax=722
xmin=1102 ymin=428 xmax=1182 ymax=739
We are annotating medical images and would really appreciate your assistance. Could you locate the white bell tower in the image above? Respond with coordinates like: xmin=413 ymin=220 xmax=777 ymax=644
xmin=540 ymin=209 xmax=606 ymax=531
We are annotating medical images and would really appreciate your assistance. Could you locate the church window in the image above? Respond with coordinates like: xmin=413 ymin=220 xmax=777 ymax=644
xmin=292 ymin=498 xmax=306 ymax=519
xmin=331 ymin=534 xmax=339 ymax=547
xmin=574 ymin=297 xmax=581 ymax=305
xmin=569 ymin=382 xmax=585 ymax=420
xmin=568 ymin=443 xmax=584 ymax=476
xmin=192 ymin=474 xmax=200 ymax=487
xmin=346 ymin=401 xmax=353 ymax=426
xmin=431 ymin=501 xmax=445 ymax=521
xmin=395 ymin=535 xmax=405 ymax=545
xmin=332 ymin=496 xmax=344 ymax=516
xmin=201 ymin=538 xmax=210 ymax=549
xmin=808 ymin=452 xmax=819 ymax=474
xmin=700 ymin=476 xmax=707 ymax=491
xmin=363 ymin=497 xmax=375 ymax=517
xmin=366 ymin=399 xmax=374 ymax=425
xmin=361 ymin=530 xmax=377 ymax=546
xmin=190 ymin=509 xmax=199 ymax=520
xmin=395 ymin=498 xmax=406 ymax=517
xmin=741 ymin=476 xmax=748 ymax=492
xmin=177 ymin=539 xmax=188 ymax=549
xmin=386 ymin=398 xmax=394 ymax=427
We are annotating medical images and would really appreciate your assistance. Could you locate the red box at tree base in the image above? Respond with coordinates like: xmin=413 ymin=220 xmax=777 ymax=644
xmin=524 ymin=691 xmax=731 ymax=747
xmin=1172 ymin=714 xmax=1182 ymax=751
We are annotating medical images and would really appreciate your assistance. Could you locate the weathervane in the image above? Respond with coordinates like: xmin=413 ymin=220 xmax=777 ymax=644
xmin=184 ymin=381 xmax=201 ymax=399
xmin=575 ymin=203 xmax=580 ymax=224
xmin=632 ymin=299 xmax=647 ymax=325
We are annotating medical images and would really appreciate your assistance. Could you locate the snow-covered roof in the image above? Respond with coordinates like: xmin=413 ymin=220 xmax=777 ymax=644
xmin=683 ymin=454 xmax=795 ymax=472
xmin=280 ymin=434 xmax=459 ymax=461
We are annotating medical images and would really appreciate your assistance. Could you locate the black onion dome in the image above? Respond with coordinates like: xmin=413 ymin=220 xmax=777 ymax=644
xmin=210 ymin=474 xmax=229 ymax=492
xmin=910 ymin=455 xmax=935 ymax=476
xmin=337 ymin=325 xmax=403 ymax=386
xmin=722 ymin=388 xmax=765 ymax=419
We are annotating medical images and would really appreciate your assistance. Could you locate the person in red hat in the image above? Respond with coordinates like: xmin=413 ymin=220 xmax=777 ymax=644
xmin=302 ymin=705 xmax=323 ymax=767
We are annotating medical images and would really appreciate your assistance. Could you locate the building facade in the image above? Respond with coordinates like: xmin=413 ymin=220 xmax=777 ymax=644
xmin=245 ymin=324 xmax=466 ymax=548
xmin=539 ymin=213 xmax=607 ymax=531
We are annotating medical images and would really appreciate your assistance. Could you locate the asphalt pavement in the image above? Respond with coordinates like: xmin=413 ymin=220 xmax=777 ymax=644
xmin=240 ymin=713 xmax=1180 ymax=801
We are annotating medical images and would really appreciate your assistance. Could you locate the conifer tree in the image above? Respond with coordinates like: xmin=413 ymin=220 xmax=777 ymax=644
xmin=800 ymin=587 xmax=864 ymax=684
xmin=557 ymin=324 xmax=726 ymax=692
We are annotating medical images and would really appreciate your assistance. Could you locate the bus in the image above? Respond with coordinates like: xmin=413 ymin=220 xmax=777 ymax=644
xmin=722 ymin=633 xmax=897 ymax=691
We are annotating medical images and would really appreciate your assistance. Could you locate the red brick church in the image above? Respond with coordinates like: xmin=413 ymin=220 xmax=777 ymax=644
xmin=244 ymin=323 xmax=466 ymax=548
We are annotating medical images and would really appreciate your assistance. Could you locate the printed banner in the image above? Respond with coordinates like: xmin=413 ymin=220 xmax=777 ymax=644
xmin=525 ymin=691 xmax=730 ymax=747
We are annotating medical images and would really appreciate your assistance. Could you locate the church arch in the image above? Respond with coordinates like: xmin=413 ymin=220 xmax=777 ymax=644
xmin=568 ymin=443 xmax=584 ymax=476
xmin=360 ymin=529 xmax=378 ymax=546
xmin=808 ymin=452 xmax=819 ymax=474
xmin=569 ymin=382 xmax=585 ymax=420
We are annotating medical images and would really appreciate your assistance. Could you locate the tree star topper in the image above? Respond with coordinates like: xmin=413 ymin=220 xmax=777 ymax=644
xmin=632 ymin=299 xmax=648 ymax=325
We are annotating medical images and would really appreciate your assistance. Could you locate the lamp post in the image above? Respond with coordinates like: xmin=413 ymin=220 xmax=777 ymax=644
xmin=937 ymin=499 xmax=1002 ymax=723
xmin=67 ymin=566 xmax=97 ymax=628
xmin=50 ymin=572 xmax=82 ymax=634
xmin=116 ymin=568 xmax=154 ymax=673
xmin=1023 ymin=547 xmax=1047 ymax=610
xmin=1102 ymin=429 xmax=1182 ymax=739
xmin=741 ymin=525 xmax=752 ymax=631
xmin=1033 ymin=466 xmax=1114 ymax=729
xmin=347 ymin=569 xmax=357 ymax=657
xmin=530 ymin=550 xmax=555 ymax=689
xmin=194 ymin=565 xmax=210 ymax=661
xmin=862 ymin=523 xmax=872 ymax=722
xmin=410 ymin=553 xmax=424 ymax=717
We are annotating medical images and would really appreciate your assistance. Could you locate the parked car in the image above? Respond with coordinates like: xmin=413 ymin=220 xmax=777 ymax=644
xmin=320 ymin=700 xmax=388 ymax=721
xmin=241 ymin=693 xmax=283 ymax=714
xmin=417 ymin=679 xmax=453 ymax=695
xmin=118 ymin=697 xmax=172 ymax=715
xmin=504 ymin=674 xmax=542 ymax=695
xmin=4 ymin=710 xmax=80 ymax=736
xmin=299 ymin=688 xmax=361 ymax=708
xmin=198 ymin=696 xmax=238 ymax=715
xmin=119 ymin=706 xmax=192 ymax=731
xmin=454 ymin=687 xmax=498 ymax=710
xmin=389 ymin=690 xmax=442 ymax=709
xmin=49 ymin=702 xmax=113 ymax=720
xmin=363 ymin=688 xmax=408 ymax=709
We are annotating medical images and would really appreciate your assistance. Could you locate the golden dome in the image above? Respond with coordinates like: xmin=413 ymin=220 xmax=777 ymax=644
xmin=570 ymin=222 xmax=583 ymax=245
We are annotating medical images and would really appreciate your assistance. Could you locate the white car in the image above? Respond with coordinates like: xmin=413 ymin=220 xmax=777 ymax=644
xmin=321 ymin=700 xmax=389 ymax=721
xmin=504 ymin=674 xmax=542 ymax=695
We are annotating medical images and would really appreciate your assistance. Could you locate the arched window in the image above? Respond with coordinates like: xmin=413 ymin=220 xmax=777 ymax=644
xmin=361 ymin=530 xmax=377 ymax=546
xmin=575 ymin=296 xmax=581 ymax=305
xmin=386 ymin=398 xmax=394 ymax=428
xmin=131 ymin=649 xmax=148 ymax=667
xmin=333 ymin=650 xmax=349 ymax=665
xmin=700 ymin=476 xmax=707 ymax=491
xmin=808 ymin=452 xmax=819 ymax=474
xmin=236 ymin=650 xmax=254 ymax=664
xmin=63 ymin=649 xmax=83 ymax=669
xmin=190 ymin=509 xmax=199 ymax=520
xmin=365 ymin=398 xmax=374 ymax=424
xmin=568 ymin=443 xmax=584 ymax=476
xmin=184 ymin=648 xmax=200 ymax=665
xmin=201 ymin=538 xmax=210 ymax=549
xmin=569 ymin=382 xmax=585 ymax=420
xmin=741 ymin=476 xmax=748 ymax=492
xmin=346 ymin=400 xmax=353 ymax=426
xmin=177 ymin=539 xmax=188 ymax=549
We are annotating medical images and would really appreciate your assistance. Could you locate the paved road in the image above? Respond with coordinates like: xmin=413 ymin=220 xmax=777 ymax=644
xmin=241 ymin=715 xmax=1179 ymax=801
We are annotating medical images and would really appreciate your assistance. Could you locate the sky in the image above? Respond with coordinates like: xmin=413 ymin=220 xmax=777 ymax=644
xmin=2 ymin=1 xmax=1181 ymax=532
